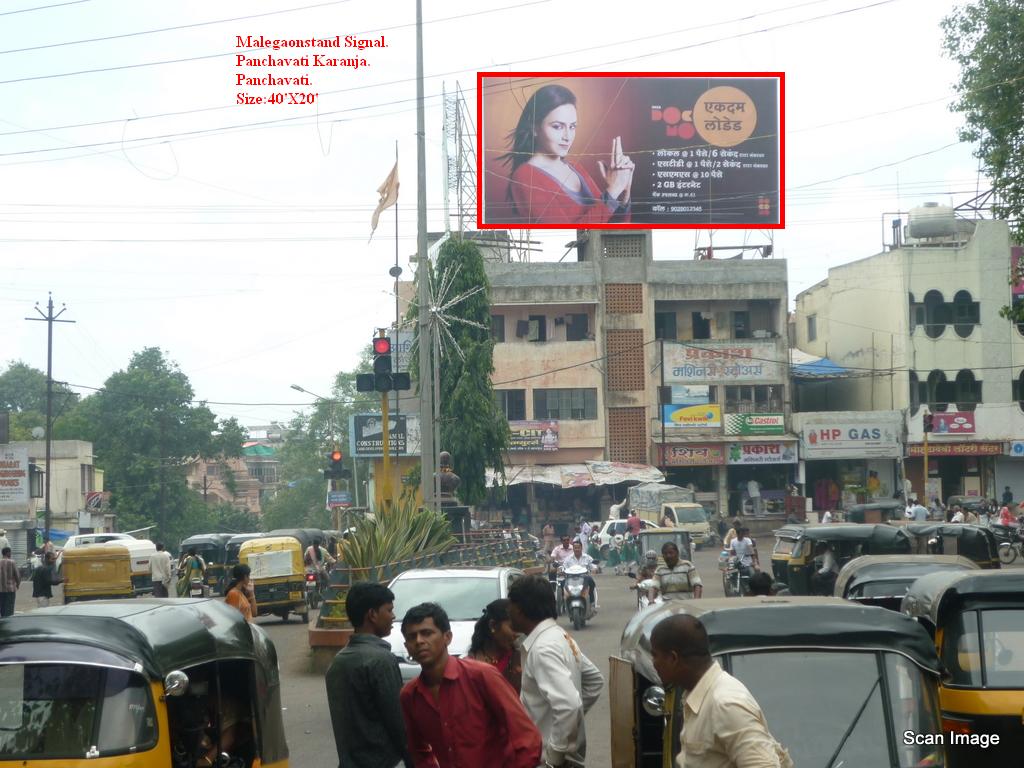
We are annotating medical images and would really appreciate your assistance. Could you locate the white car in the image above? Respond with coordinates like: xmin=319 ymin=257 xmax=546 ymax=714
xmin=594 ymin=518 xmax=660 ymax=554
xmin=55 ymin=532 xmax=137 ymax=568
xmin=386 ymin=567 xmax=524 ymax=682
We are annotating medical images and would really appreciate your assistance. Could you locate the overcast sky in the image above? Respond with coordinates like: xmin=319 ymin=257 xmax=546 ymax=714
xmin=2 ymin=0 xmax=983 ymax=429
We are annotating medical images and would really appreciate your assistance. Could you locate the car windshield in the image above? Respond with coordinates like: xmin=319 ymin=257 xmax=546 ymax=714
xmin=772 ymin=539 xmax=796 ymax=556
xmin=676 ymin=507 xmax=706 ymax=524
xmin=391 ymin=576 xmax=501 ymax=621
xmin=728 ymin=650 xmax=942 ymax=767
xmin=0 ymin=664 xmax=157 ymax=759
xmin=943 ymin=608 xmax=1024 ymax=688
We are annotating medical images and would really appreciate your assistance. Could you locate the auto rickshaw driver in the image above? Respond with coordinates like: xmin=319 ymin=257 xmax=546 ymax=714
xmin=648 ymin=541 xmax=703 ymax=603
xmin=811 ymin=542 xmax=839 ymax=595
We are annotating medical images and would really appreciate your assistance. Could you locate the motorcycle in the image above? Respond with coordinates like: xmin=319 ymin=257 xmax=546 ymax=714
xmin=562 ymin=563 xmax=595 ymax=630
xmin=719 ymin=551 xmax=751 ymax=597
xmin=188 ymin=577 xmax=208 ymax=598
xmin=304 ymin=568 xmax=322 ymax=610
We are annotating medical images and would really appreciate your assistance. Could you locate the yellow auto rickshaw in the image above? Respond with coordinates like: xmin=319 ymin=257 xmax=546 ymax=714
xmin=238 ymin=535 xmax=308 ymax=623
xmin=0 ymin=599 xmax=289 ymax=767
xmin=903 ymin=570 xmax=1024 ymax=767
xmin=61 ymin=545 xmax=134 ymax=603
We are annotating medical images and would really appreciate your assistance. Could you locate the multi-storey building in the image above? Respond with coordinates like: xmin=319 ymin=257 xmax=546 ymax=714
xmin=794 ymin=210 xmax=1023 ymax=505
xmin=485 ymin=230 xmax=793 ymax=524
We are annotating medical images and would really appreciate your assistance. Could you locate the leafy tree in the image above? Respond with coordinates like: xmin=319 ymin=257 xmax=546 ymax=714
xmin=0 ymin=361 xmax=79 ymax=440
xmin=942 ymin=0 xmax=1024 ymax=245
xmin=66 ymin=347 xmax=246 ymax=543
xmin=406 ymin=238 xmax=509 ymax=504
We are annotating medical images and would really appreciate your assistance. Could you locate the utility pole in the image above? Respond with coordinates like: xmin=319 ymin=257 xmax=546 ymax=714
xmin=415 ymin=0 xmax=435 ymax=511
xmin=25 ymin=293 xmax=74 ymax=540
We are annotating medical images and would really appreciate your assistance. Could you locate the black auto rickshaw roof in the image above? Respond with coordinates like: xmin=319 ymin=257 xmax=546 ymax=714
xmin=181 ymin=533 xmax=235 ymax=547
xmin=946 ymin=495 xmax=986 ymax=510
xmin=0 ymin=599 xmax=271 ymax=679
xmin=266 ymin=527 xmax=323 ymax=551
xmin=846 ymin=500 xmax=905 ymax=513
xmin=774 ymin=523 xmax=912 ymax=544
xmin=835 ymin=554 xmax=980 ymax=598
xmin=227 ymin=532 xmax=264 ymax=545
xmin=620 ymin=597 xmax=941 ymax=684
xmin=906 ymin=522 xmax=995 ymax=541
xmin=902 ymin=570 xmax=1024 ymax=627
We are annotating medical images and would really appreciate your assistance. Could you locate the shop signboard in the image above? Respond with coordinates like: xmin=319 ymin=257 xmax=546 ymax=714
xmin=1009 ymin=441 xmax=1024 ymax=457
xmin=930 ymin=411 xmax=976 ymax=435
xmin=0 ymin=446 xmax=29 ymax=507
xmin=658 ymin=443 xmax=725 ymax=466
xmin=661 ymin=404 xmax=722 ymax=429
xmin=906 ymin=442 xmax=1003 ymax=457
xmin=726 ymin=441 xmax=797 ymax=465
xmin=508 ymin=421 xmax=559 ymax=451
xmin=664 ymin=341 xmax=783 ymax=384
xmin=801 ymin=419 xmax=900 ymax=459
xmin=723 ymin=413 xmax=785 ymax=436
xmin=350 ymin=414 xmax=422 ymax=457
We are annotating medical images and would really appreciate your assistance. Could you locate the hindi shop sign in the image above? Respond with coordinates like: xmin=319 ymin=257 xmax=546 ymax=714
xmin=351 ymin=414 xmax=421 ymax=457
xmin=801 ymin=421 xmax=901 ymax=459
xmin=726 ymin=441 xmax=797 ymax=465
xmin=664 ymin=341 xmax=783 ymax=384
xmin=724 ymin=413 xmax=785 ymax=436
xmin=662 ymin=404 xmax=722 ymax=429
xmin=906 ymin=442 xmax=1003 ymax=457
xmin=0 ymin=446 xmax=29 ymax=507
xmin=508 ymin=421 xmax=560 ymax=452
xmin=658 ymin=443 xmax=726 ymax=466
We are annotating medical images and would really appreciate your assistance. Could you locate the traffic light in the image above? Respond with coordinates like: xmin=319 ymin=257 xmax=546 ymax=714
xmin=356 ymin=332 xmax=411 ymax=391
xmin=324 ymin=449 xmax=344 ymax=479
xmin=923 ymin=412 xmax=934 ymax=433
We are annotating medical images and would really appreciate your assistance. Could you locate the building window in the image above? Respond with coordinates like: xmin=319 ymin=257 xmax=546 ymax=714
xmin=534 ymin=388 xmax=598 ymax=420
xmin=909 ymin=370 xmax=921 ymax=415
xmin=655 ymin=311 xmax=677 ymax=340
xmin=528 ymin=315 xmax=547 ymax=342
xmin=732 ymin=311 xmax=750 ymax=339
xmin=952 ymin=290 xmax=980 ymax=338
xmin=80 ymin=464 xmax=95 ymax=494
xmin=565 ymin=313 xmax=590 ymax=341
xmin=494 ymin=389 xmax=526 ymax=421
xmin=491 ymin=315 xmax=505 ymax=343
xmin=1015 ymin=371 xmax=1024 ymax=412
xmin=926 ymin=369 xmax=952 ymax=412
xmin=807 ymin=314 xmax=817 ymax=342
xmin=691 ymin=312 xmax=711 ymax=340
xmin=206 ymin=463 xmax=220 ymax=476
xmin=954 ymin=369 xmax=982 ymax=411
xmin=602 ymin=234 xmax=644 ymax=259
xmin=923 ymin=290 xmax=948 ymax=339
xmin=724 ymin=385 xmax=783 ymax=413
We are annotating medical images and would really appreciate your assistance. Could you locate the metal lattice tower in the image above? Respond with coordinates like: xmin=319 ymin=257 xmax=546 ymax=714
xmin=441 ymin=82 xmax=531 ymax=262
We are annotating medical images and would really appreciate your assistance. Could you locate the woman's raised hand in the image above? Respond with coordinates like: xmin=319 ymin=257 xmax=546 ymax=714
xmin=597 ymin=136 xmax=635 ymax=202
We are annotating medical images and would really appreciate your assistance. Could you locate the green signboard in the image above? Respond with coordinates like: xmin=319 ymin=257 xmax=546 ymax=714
xmin=723 ymin=413 xmax=785 ymax=436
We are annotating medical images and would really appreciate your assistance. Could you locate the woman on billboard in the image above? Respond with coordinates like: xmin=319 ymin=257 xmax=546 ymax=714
xmin=498 ymin=84 xmax=634 ymax=225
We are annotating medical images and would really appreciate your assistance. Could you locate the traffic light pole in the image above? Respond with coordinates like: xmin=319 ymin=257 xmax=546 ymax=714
xmin=381 ymin=391 xmax=392 ymax=512
xmin=923 ymin=428 xmax=929 ymax=507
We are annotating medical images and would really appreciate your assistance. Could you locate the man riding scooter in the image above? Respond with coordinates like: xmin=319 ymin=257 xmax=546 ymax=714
xmin=561 ymin=540 xmax=598 ymax=610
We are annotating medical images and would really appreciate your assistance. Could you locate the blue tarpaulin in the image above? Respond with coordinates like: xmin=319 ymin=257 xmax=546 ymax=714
xmin=790 ymin=349 xmax=850 ymax=379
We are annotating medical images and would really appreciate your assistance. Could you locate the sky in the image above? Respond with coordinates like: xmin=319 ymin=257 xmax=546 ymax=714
xmin=1 ymin=0 xmax=986 ymax=430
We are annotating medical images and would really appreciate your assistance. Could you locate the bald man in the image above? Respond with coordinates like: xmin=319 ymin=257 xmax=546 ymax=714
xmin=650 ymin=615 xmax=791 ymax=768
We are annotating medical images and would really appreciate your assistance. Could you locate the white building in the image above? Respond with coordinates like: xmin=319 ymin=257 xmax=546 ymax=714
xmin=795 ymin=209 xmax=1023 ymax=505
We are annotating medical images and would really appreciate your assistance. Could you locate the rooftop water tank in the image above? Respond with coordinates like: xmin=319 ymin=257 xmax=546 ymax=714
xmin=908 ymin=202 xmax=956 ymax=239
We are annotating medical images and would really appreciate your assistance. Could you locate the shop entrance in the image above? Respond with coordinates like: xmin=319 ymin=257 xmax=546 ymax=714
xmin=727 ymin=464 xmax=793 ymax=516
xmin=805 ymin=459 xmax=865 ymax=511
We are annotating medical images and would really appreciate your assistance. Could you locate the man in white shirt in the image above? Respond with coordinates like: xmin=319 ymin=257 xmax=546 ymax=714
xmin=950 ymin=505 xmax=965 ymax=524
xmin=508 ymin=575 xmax=604 ymax=768
xmin=651 ymin=614 xmax=790 ymax=768
xmin=811 ymin=542 xmax=838 ymax=595
xmin=820 ymin=510 xmax=833 ymax=524
xmin=577 ymin=519 xmax=593 ymax=545
xmin=747 ymin=479 xmax=762 ymax=516
xmin=150 ymin=542 xmax=174 ymax=598
xmin=728 ymin=527 xmax=759 ymax=578
xmin=563 ymin=540 xmax=598 ymax=607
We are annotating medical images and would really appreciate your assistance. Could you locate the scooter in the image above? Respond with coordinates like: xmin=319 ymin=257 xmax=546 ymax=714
xmin=563 ymin=564 xmax=595 ymax=631
xmin=188 ymin=577 xmax=208 ymax=598
xmin=304 ymin=568 xmax=322 ymax=610
xmin=634 ymin=578 xmax=664 ymax=612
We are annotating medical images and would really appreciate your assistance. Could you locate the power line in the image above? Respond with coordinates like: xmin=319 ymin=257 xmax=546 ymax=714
xmin=0 ymin=0 xmax=88 ymax=16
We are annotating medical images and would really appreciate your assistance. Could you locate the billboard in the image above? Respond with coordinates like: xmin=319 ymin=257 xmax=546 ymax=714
xmin=664 ymin=341 xmax=783 ymax=384
xmin=350 ymin=414 xmax=421 ymax=457
xmin=0 ymin=446 xmax=29 ymax=507
xmin=478 ymin=72 xmax=783 ymax=229
xmin=724 ymin=413 xmax=785 ymax=436
xmin=508 ymin=420 xmax=560 ymax=451
xmin=930 ymin=411 xmax=976 ymax=435
xmin=661 ymin=404 xmax=722 ymax=429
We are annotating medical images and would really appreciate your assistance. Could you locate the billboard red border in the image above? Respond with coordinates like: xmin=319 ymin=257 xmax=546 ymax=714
xmin=476 ymin=71 xmax=785 ymax=230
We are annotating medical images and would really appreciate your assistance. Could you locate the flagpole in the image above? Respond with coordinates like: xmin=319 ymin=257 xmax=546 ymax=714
xmin=393 ymin=140 xmax=400 ymax=487
xmin=415 ymin=0 xmax=436 ymax=511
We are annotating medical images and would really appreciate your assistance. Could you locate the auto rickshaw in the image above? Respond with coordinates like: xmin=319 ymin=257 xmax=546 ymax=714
xmin=611 ymin=597 xmax=945 ymax=768
xmin=634 ymin=529 xmax=693 ymax=566
xmin=0 ymin=599 xmax=289 ymax=767
xmin=179 ymin=533 xmax=234 ymax=595
xmin=907 ymin=523 xmax=1001 ymax=569
xmin=844 ymin=499 xmax=907 ymax=525
xmin=225 ymin=533 xmax=263 ymax=570
xmin=61 ymin=545 xmax=134 ymax=603
xmin=903 ymin=570 xmax=1024 ymax=767
xmin=833 ymin=554 xmax=980 ymax=610
xmin=238 ymin=535 xmax=308 ymax=623
xmin=773 ymin=523 xmax=912 ymax=595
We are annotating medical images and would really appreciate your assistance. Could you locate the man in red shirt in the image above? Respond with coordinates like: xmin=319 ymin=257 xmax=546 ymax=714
xmin=399 ymin=602 xmax=542 ymax=768
xmin=626 ymin=511 xmax=642 ymax=536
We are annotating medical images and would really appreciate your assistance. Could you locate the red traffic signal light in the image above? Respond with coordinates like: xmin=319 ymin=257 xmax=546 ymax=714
xmin=373 ymin=337 xmax=392 ymax=355
xmin=330 ymin=450 xmax=343 ymax=462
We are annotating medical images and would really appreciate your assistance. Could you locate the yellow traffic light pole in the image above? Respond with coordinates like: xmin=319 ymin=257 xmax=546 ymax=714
xmin=381 ymin=389 xmax=392 ymax=512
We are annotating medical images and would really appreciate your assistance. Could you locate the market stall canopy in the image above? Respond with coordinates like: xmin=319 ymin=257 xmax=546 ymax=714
xmin=790 ymin=348 xmax=850 ymax=379
xmin=486 ymin=461 xmax=664 ymax=490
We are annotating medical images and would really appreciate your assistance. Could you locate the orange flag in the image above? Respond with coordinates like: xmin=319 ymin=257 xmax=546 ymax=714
xmin=370 ymin=162 xmax=399 ymax=241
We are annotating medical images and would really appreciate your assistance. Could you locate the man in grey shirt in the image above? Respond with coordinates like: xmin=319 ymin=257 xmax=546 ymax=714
xmin=326 ymin=582 xmax=411 ymax=768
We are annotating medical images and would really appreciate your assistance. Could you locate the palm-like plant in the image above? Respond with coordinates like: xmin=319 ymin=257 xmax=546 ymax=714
xmin=339 ymin=496 xmax=456 ymax=571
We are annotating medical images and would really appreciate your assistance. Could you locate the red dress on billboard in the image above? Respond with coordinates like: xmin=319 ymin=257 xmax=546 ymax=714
xmin=506 ymin=160 xmax=631 ymax=225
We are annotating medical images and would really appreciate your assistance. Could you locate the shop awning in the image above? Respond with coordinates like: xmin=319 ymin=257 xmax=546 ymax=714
xmin=486 ymin=461 xmax=665 ymax=490
xmin=790 ymin=348 xmax=850 ymax=379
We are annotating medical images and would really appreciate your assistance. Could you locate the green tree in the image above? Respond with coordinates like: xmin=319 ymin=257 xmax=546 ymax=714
xmin=942 ymin=0 xmax=1024 ymax=244
xmin=407 ymin=238 xmax=509 ymax=504
xmin=67 ymin=347 xmax=246 ymax=543
xmin=0 ymin=361 xmax=79 ymax=440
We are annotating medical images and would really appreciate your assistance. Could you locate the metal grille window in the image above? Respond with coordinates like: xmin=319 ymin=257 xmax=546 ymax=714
xmin=724 ymin=385 xmax=783 ymax=413
xmin=494 ymin=389 xmax=526 ymax=421
xmin=605 ymin=283 xmax=643 ymax=314
xmin=602 ymin=234 xmax=645 ymax=258
xmin=608 ymin=407 xmax=646 ymax=463
xmin=607 ymin=328 xmax=645 ymax=391
xmin=533 ymin=389 xmax=597 ymax=420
